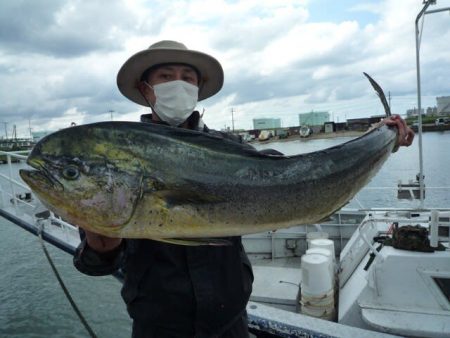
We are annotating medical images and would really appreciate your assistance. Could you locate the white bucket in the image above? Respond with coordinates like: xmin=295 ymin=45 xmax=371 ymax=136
xmin=301 ymin=303 xmax=336 ymax=320
xmin=301 ymin=306 xmax=335 ymax=321
xmin=301 ymin=253 xmax=333 ymax=296
xmin=306 ymin=231 xmax=329 ymax=248
xmin=309 ymin=239 xmax=335 ymax=262
xmin=300 ymin=286 xmax=335 ymax=320
xmin=306 ymin=247 xmax=334 ymax=279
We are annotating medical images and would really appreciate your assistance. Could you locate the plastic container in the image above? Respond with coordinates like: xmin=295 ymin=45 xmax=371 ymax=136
xmin=300 ymin=289 xmax=335 ymax=320
xmin=301 ymin=253 xmax=333 ymax=295
xmin=300 ymin=253 xmax=336 ymax=321
xmin=306 ymin=231 xmax=329 ymax=248
xmin=309 ymin=238 xmax=335 ymax=262
xmin=306 ymin=247 xmax=334 ymax=279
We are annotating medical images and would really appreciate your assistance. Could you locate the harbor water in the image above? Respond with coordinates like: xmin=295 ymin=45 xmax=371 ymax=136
xmin=0 ymin=131 xmax=449 ymax=338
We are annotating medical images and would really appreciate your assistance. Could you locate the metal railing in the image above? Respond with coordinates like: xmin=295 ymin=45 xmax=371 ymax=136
xmin=0 ymin=150 xmax=79 ymax=235
xmin=0 ymin=150 xmax=32 ymax=212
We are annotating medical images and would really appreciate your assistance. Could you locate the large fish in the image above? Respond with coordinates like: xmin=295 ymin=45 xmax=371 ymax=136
xmin=20 ymin=74 xmax=399 ymax=244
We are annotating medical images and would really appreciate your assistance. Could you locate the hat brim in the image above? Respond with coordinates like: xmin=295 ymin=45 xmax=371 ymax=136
xmin=117 ymin=48 xmax=224 ymax=105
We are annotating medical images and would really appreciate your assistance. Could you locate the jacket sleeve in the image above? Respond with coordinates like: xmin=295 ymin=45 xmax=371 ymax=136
xmin=73 ymin=238 xmax=126 ymax=276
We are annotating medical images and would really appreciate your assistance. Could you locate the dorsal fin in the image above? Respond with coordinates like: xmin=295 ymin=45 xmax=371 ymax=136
xmin=363 ymin=72 xmax=391 ymax=117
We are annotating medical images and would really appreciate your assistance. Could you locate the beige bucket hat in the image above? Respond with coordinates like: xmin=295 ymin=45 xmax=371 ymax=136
xmin=117 ymin=40 xmax=224 ymax=105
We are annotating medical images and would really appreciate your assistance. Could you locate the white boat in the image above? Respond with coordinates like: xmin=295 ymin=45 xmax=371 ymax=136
xmin=1 ymin=149 xmax=449 ymax=338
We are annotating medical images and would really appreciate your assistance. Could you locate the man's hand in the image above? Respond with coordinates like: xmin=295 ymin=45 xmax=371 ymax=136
xmin=84 ymin=229 xmax=122 ymax=253
xmin=384 ymin=115 xmax=415 ymax=147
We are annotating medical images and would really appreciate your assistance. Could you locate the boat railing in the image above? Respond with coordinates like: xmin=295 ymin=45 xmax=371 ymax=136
xmin=344 ymin=181 xmax=450 ymax=212
xmin=1 ymin=149 xmax=449 ymax=256
xmin=0 ymin=150 xmax=33 ymax=212
xmin=0 ymin=150 xmax=80 ymax=250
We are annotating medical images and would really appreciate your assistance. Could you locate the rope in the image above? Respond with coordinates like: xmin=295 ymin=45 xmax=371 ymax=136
xmin=38 ymin=229 xmax=98 ymax=338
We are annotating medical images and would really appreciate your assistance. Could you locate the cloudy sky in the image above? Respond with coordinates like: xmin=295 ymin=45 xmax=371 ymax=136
xmin=1 ymin=0 xmax=450 ymax=137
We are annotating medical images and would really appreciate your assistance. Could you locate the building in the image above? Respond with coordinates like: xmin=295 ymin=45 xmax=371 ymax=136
xmin=31 ymin=131 xmax=52 ymax=142
xmin=252 ymin=118 xmax=281 ymax=130
xmin=324 ymin=122 xmax=336 ymax=133
xmin=298 ymin=111 xmax=329 ymax=126
xmin=406 ymin=108 xmax=424 ymax=117
xmin=426 ymin=107 xmax=438 ymax=116
xmin=437 ymin=96 xmax=450 ymax=114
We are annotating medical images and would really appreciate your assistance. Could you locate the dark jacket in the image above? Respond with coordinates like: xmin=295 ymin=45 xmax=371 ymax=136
xmin=74 ymin=112 xmax=254 ymax=337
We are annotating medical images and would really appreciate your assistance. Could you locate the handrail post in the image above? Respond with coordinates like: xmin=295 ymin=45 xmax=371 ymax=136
xmin=415 ymin=0 xmax=435 ymax=209
xmin=6 ymin=154 xmax=18 ymax=210
xmin=415 ymin=2 xmax=450 ymax=209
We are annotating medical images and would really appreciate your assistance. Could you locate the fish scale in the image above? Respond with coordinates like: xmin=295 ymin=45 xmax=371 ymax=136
xmin=19 ymin=75 xmax=399 ymax=245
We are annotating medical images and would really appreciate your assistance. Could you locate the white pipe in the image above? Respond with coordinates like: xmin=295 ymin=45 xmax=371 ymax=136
xmin=415 ymin=1 xmax=432 ymax=208
xmin=430 ymin=209 xmax=439 ymax=248
xmin=415 ymin=2 xmax=450 ymax=208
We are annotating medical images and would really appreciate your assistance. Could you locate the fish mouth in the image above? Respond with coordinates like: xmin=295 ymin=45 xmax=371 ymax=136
xmin=27 ymin=157 xmax=44 ymax=170
xmin=20 ymin=158 xmax=64 ymax=191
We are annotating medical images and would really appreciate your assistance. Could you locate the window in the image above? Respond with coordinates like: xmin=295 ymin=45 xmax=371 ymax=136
xmin=433 ymin=278 xmax=450 ymax=302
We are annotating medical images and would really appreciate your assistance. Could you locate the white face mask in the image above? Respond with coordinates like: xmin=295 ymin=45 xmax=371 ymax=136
xmin=145 ymin=80 xmax=198 ymax=126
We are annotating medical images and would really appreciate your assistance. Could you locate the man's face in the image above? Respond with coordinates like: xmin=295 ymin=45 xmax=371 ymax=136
xmin=148 ymin=64 xmax=199 ymax=87
xmin=142 ymin=64 xmax=199 ymax=106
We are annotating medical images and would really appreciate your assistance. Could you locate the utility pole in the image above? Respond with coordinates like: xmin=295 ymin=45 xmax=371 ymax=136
xmin=0 ymin=121 xmax=8 ymax=139
xmin=109 ymin=110 xmax=114 ymax=121
xmin=231 ymin=108 xmax=235 ymax=132
xmin=28 ymin=118 xmax=33 ymax=139
xmin=388 ymin=91 xmax=391 ymax=110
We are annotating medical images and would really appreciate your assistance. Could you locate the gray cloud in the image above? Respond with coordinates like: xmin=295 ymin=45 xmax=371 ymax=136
xmin=1 ymin=0 xmax=450 ymax=136
xmin=0 ymin=0 xmax=135 ymax=57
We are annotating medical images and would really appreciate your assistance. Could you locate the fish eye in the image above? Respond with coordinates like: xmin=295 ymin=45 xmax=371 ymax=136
xmin=62 ymin=165 xmax=80 ymax=180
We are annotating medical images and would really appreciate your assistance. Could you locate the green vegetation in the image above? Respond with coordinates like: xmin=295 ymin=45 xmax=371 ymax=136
xmin=406 ymin=114 xmax=450 ymax=125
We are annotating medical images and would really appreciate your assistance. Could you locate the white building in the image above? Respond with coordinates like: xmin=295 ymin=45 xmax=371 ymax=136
xmin=437 ymin=96 xmax=450 ymax=114
xmin=253 ymin=118 xmax=281 ymax=130
xmin=426 ymin=107 xmax=437 ymax=115
xmin=32 ymin=131 xmax=52 ymax=142
xmin=406 ymin=108 xmax=424 ymax=117
xmin=298 ymin=111 xmax=330 ymax=126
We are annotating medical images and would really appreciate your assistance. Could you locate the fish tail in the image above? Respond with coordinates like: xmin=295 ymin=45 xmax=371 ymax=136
xmin=363 ymin=72 xmax=391 ymax=117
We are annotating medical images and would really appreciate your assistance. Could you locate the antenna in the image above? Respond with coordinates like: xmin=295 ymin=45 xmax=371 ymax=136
xmin=231 ymin=108 xmax=235 ymax=132
xmin=0 ymin=121 xmax=8 ymax=139
xmin=28 ymin=118 xmax=32 ymax=139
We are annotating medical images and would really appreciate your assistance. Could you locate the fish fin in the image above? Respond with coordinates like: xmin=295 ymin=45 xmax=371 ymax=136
xmin=363 ymin=72 xmax=391 ymax=117
xmin=154 ymin=189 xmax=223 ymax=207
xmin=157 ymin=237 xmax=232 ymax=246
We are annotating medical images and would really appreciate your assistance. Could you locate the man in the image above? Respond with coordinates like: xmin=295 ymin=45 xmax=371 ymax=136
xmin=74 ymin=40 xmax=254 ymax=338
xmin=74 ymin=40 xmax=414 ymax=338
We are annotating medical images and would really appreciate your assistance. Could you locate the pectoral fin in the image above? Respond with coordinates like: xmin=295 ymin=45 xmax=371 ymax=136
xmin=153 ymin=190 xmax=223 ymax=208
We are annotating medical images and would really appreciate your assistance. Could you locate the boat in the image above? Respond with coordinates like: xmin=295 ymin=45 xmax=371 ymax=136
xmin=1 ymin=146 xmax=449 ymax=338
xmin=1 ymin=2 xmax=449 ymax=337
xmin=0 ymin=139 xmax=34 ymax=163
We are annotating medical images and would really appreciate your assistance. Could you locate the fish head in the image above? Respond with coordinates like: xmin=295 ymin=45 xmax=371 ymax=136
xmin=19 ymin=125 xmax=145 ymax=235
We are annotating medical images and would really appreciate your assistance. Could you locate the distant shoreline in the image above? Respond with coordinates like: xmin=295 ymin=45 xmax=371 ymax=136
xmin=251 ymin=130 xmax=366 ymax=145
